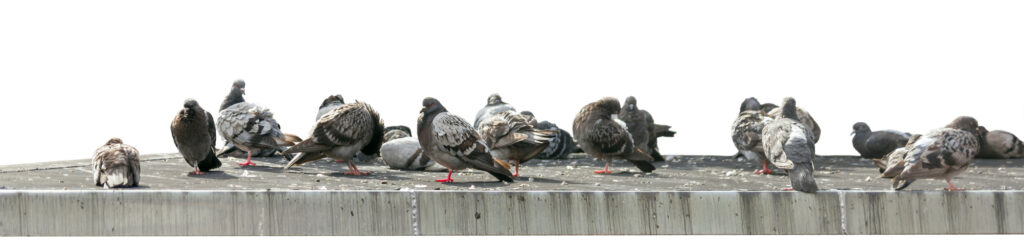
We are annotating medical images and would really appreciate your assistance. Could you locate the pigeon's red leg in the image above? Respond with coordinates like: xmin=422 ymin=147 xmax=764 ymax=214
xmin=754 ymin=159 xmax=772 ymax=175
xmin=513 ymin=160 xmax=520 ymax=177
xmin=239 ymin=152 xmax=256 ymax=166
xmin=945 ymin=180 xmax=964 ymax=191
xmin=189 ymin=166 xmax=204 ymax=175
xmin=342 ymin=160 xmax=370 ymax=176
xmin=436 ymin=170 xmax=454 ymax=182
xmin=594 ymin=161 xmax=612 ymax=174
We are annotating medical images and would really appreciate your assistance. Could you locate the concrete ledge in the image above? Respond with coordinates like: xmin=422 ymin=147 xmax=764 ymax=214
xmin=0 ymin=190 xmax=1021 ymax=236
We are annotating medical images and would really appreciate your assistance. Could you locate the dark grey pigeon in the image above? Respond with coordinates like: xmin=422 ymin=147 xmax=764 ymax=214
xmin=573 ymin=97 xmax=655 ymax=174
xmin=534 ymin=121 xmax=578 ymax=159
xmin=977 ymin=126 xmax=1024 ymax=159
xmin=851 ymin=122 xmax=912 ymax=172
xmin=171 ymin=98 xmax=221 ymax=175
xmin=284 ymin=102 xmax=385 ymax=175
xmin=216 ymin=80 xmax=302 ymax=166
xmin=418 ymin=97 xmax=514 ymax=183
xmin=762 ymin=97 xmax=818 ymax=193
xmin=885 ymin=116 xmax=980 ymax=191
xmin=92 ymin=138 xmax=140 ymax=188
xmin=473 ymin=93 xmax=517 ymax=128
xmin=619 ymin=96 xmax=671 ymax=162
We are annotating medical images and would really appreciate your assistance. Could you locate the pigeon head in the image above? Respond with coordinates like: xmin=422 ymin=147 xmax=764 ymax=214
xmin=622 ymin=96 xmax=638 ymax=112
xmin=759 ymin=103 xmax=779 ymax=114
xmin=520 ymin=110 xmax=536 ymax=121
xmin=319 ymin=94 xmax=345 ymax=109
xmin=780 ymin=97 xmax=798 ymax=120
xmin=977 ymin=126 xmax=989 ymax=138
xmin=232 ymin=80 xmax=246 ymax=94
xmin=106 ymin=138 xmax=123 ymax=145
xmin=595 ymin=97 xmax=622 ymax=115
xmin=182 ymin=98 xmax=201 ymax=118
xmin=384 ymin=127 xmax=411 ymax=142
xmin=740 ymin=97 xmax=761 ymax=112
xmin=487 ymin=93 xmax=504 ymax=106
xmin=945 ymin=116 xmax=980 ymax=136
xmin=852 ymin=122 xmax=871 ymax=135
xmin=421 ymin=97 xmax=447 ymax=115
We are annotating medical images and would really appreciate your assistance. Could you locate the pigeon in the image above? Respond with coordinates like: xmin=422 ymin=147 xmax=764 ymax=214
xmin=619 ymin=96 xmax=672 ymax=162
xmin=573 ymin=97 xmax=655 ymax=174
xmin=880 ymin=134 xmax=922 ymax=179
xmin=316 ymin=94 xmax=345 ymax=120
xmin=534 ymin=120 xmax=579 ymax=159
xmin=171 ymin=98 xmax=222 ymax=175
xmin=381 ymin=137 xmax=446 ymax=171
xmin=519 ymin=110 xmax=539 ymax=126
xmin=976 ymin=126 xmax=1024 ymax=159
xmin=477 ymin=111 xmax=556 ymax=177
xmin=216 ymin=80 xmax=302 ymax=166
xmin=384 ymin=125 xmax=412 ymax=142
xmin=283 ymin=102 xmax=385 ymax=175
xmin=761 ymin=97 xmax=818 ymax=193
xmin=885 ymin=116 xmax=981 ymax=191
xmin=767 ymin=100 xmax=821 ymax=143
xmin=92 ymin=138 xmax=140 ymax=188
xmin=731 ymin=98 xmax=771 ymax=173
xmin=473 ymin=93 xmax=517 ymax=128
xmin=418 ymin=97 xmax=515 ymax=183
xmin=739 ymin=97 xmax=764 ymax=114
xmin=851 ymin=122 xmax=912 ymax=172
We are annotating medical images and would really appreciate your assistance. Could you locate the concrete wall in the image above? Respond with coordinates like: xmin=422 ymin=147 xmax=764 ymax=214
xmin=0 ymin=190 xmax=1021 ymax=236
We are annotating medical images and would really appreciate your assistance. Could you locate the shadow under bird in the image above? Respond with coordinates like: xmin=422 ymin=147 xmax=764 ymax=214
xmin=92 ymin=138 xmax=140 ymax=188
xmin=883 ymin=116 xmax=981 ymax=191
xmin=761 ymin=97 xmax=818 ymax=193
xmin=474 ymin=93 xmax=516 ymax=128
xmin=171 ymin=98 xmax=222 ymax=175
xmin=619 ymin=96 xmax=673 ymax=162
xmin=850 ymin=122 xmax=911 ymax=172
xmin=731 ymin=97 xmax=771 ymax=174
xmin=283 ymin=101 xmax=385 ymax=175
xmin=418 ymin=97 xmax=515 ymax=183
xmin=477 ymin=111 xmax=556 ymax=177
xmin=976 ymin=126 xmax=1024 ymax=159
xmin=216 ymin=80 xmax=302 ymax=166
xmin=573 ymin=97 xmax=655 ymax=174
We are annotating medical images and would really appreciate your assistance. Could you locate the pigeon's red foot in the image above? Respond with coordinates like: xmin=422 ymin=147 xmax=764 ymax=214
xmin=188 ymin=170 xmax=205 ymax=175
xmin=945 ymin=187 xmax=965 ymax=191
xmin=344 ymin=170 xmax=371 ymax=176
xmin=782 ymin=187 xmax=795 ymax=191
xmin=593 ymin=170 xmax=612 ymax=174
xmin=754 ymin=169 xmax=772 ymax=175
xmin=239 ymin=161 xmax=256 ymax=166
xmin=435 ymin=178 xmax=454 ymax=183
xmin=512 ymin=173 xmax=520 ymax=178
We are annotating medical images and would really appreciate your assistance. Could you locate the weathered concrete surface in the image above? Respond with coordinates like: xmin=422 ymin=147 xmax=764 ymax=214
xmin=1 ymin=190 xmax=1022 ymax=236
xmin=2 ymin=154 xmax=1023 ymax=191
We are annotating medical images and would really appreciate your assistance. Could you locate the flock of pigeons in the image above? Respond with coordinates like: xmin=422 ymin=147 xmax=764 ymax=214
xmin=732 ymin=97 xmax=1024 ymax=193
xmin=90 ymin=80 xmax=1024 ymax=193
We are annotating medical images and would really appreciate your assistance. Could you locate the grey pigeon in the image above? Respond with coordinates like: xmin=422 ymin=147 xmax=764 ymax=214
xmin=92 ymin=138 xmax=140 ymax=188
xmin=977 ymin=126 xmax=1024 ymax=159
xmin=418 ymin=97 xmax=514 ymax=183
xmin=381 ymin=137 xmax=446 ymax=171
xmin=851 ymin=122 xmax=912 ymax=172
xmin=477 ymin=111 xmax=555 ymax=177
xmin=171 ymin=98 xmax=221 ymax=175
xmin=767 ymin=100 xmax=821 ymax=143
xmin=316 ymin=94 xmax=345 ymax=120
xmin=619 ymin=96 xmax=672 ymax=162
xmin=473 ymin=93 xmax=516 ymax=128
xmin=534 ymin=121 xmax=578 ymax=159
xmin=762 ymin=97 xmax=818 ymax=193
xmin=216 ymin=80 xmax=302 ymax=166
xmin=731 ymin=98 xmax=771 ymax=173
xmin=573 ymin=97 xmax=655 ymax=174
xmin=884 ymin=116 xmax=981 ymax=191
xmin=284 ymin=102 xmax=385 ymax=175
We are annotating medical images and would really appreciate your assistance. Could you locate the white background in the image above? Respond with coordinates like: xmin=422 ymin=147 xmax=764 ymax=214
xmin=1 ymin=0 xmax=1022 ymax=165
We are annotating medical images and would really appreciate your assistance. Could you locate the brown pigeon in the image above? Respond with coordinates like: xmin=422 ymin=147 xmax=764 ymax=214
xmin=92 ymin=138 xmax=140 ymax=188
xmin=283 ymin=102 xmax=385 ymax=175
xmin=572 ymin=97 xmax=654 ymax=174
xmin=171 ymin=98 xmax=222 ymax=175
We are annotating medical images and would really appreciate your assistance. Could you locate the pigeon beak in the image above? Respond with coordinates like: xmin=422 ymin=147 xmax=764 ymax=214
xmin=420 ymin=106 xmax=427 ymax=113
xmin=850 ymin=130 xmax=855 ymax=136
xmin=241 ymin=87 xmax=246 ymax=95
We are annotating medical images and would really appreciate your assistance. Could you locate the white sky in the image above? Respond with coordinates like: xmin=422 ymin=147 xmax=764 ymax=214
xmin=1 ymin=1 xmax=1023 ymax=165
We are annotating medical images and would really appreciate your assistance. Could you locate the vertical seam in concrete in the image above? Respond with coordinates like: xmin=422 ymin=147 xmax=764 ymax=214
xmin=17 ymin=192 xmax=23 ymax=236
xmin=408 ymin=189 xmax=420 ymax=236
xmin=838 ymin=191 xmax=848 ymax=234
